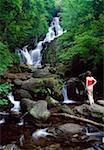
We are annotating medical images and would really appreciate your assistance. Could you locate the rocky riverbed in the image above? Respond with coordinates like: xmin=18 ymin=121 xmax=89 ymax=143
xmin=0 ymin=65 xmax=104 ymax=150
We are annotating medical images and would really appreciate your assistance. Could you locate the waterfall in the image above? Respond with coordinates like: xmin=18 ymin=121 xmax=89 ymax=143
xmin=32 ymin=128 xmax=53 ymax=140
xmin=17 ymin=17 xmax=65 ymax=68
xmin=62 ymin=84 xmax=77 ymax=104
xmin=7 ymin=93 xmax=20 ymax=112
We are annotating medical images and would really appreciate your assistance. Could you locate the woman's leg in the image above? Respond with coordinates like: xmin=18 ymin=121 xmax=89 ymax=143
xmin=87 ymin=86 xmax=94 ymax=105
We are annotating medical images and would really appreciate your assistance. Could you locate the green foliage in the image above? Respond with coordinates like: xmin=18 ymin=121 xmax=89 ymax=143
xmin=0 ymin=0 xmax=56 ymax=48
xmin=32 ymin=87 xmax=48 ymax=94
xmin=0 ymin=42 xmax=13 ymax=75
xmin=0 ymin=0 xmax=56 ymax=74
xmin=55 ymin=0 xmax=104 ymax=66
xmin=0 ymin=99 xmax=8 ymax=106
xmin=0 ymin=82 xmax=13 ymax=95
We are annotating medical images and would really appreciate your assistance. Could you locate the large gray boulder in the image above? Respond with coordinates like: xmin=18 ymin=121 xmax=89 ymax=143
xmin=32 ymin=66 xmax=51 ymax=78
xmin=4 ymin=144 xmax=20 ymax=150
xmin=21 ymin=76 xmax=63 ymax=100
xmin=14 ymin=89 xmax=32 ymax=99
xmin=21 ymin=98 xmax=36 ymax=111
xmin=67 ymin=77 xmax=86 ymax=101
xmin=97 ymin=100 xmax=104 ymax=106
xmin=57 ymin=123 xmax=83 ymax=135
xmin=74 ymin=104 xmax=104 ymax=122
xmin=29 ymin=100 xmax=50 ymax=120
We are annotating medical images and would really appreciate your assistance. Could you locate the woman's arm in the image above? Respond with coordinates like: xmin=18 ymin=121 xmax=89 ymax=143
xmin=92 ymin=77 xmax=97 ymax=86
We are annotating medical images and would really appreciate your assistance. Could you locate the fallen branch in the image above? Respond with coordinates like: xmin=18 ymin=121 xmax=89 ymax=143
xmin=52 ymin=113 xmax=104 ymax=128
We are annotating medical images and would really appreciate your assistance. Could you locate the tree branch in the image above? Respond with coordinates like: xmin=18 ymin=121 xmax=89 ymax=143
xmin=52 ymin=113 xmax=104 ymax=128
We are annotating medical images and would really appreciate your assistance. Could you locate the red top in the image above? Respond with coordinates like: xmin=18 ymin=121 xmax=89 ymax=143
xmin=88 ymin=80 xmax=94 ymax=86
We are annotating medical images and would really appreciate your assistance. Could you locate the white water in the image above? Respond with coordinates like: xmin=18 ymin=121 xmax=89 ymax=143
xmin=7 ymin=93 xmax=20 ymax=112
xmin=0 ymin=118 xmax=5 ymax=124
xmin=62 ymin=84 xmax=77 ymax=104
xmin=17 ymin=17 xmax=65 ymax=68
xmin=32 ymin=128 xmax=53 ymax=140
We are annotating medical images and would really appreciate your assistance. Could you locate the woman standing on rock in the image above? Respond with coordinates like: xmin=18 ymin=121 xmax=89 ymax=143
xmin=86 ymin=71 xmax=97 ymax=105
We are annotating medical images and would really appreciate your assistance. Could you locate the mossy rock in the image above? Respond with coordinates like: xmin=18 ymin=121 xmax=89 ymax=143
xmin=21 ymin=76 xmax=63 ymax=100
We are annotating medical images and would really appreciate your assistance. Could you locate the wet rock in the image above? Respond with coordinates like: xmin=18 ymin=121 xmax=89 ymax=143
xmin=4 ymin=72 xmax=33 ymax=81
xmin=74 ymin=104 xmax=104 ymax=122
xmin=61 ymin=105 xmax=74 ymax=115
xmin=97 ymin=100 xmax=104 ymax=106
xmin=46 ymin=96 xmax=60 ymax=107
xmin=67 ymin=77 xmax=86 ymax=101
xmin=19 ymin=64 xmax=33 ymax=72
xmin=32 ymin=66 xmax=51 ymax=78
xmin=14 ymin=89 xmax=32 ymax=99
xmin=45 ymin=143 xmax=61 ymax=150
xmin=21 ymin=76 xmax=63 ymax=100
xmin=83 ymin=148 xmax=95 ymax=150
xmin=29 ymin=100 xmax=50 ymax=120
xmin=21 ymin=98 xmax=36 ymax=111
xmin=4 ymin=144 xmax=20 ymax=150
xmin=21 ymin=78 xmax=44 ymax=91
xmin=57 ymin=123 xmax=83 ymax=136
xmin=14 ymin=79 xmax=23 ymax=86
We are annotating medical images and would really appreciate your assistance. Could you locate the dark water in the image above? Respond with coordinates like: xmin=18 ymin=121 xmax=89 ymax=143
xmin=0 ymin=114 xmax=103 ymax=150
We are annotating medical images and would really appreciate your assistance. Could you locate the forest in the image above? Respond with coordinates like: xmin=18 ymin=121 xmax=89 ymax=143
xmin=0 ymin=0 xmax=104 ymax=150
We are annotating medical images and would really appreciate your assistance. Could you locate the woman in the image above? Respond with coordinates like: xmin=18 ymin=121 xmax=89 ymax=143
xmin=86 ymin=71 xmax=97 ymax=105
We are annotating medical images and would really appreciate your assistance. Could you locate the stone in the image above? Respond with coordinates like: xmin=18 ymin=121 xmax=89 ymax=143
xmin=46 ymin=96 xmax=60 ymax=107
xmin=57 ymin=123 xmax=83 ymax=135
xmin=21 ymin=98 xmax=36 ymax=111
xmin=14 ymin=89 xmax=32 ymax=99
xmin=67 ymin=77 xmax=86 ymax=101
xmin=74 ymin=104 xmax=104 ymax=122
xmin=21 ymin=76 xmax=63 ymax=100
xmin=61 ymin=104 xmax=74 ymax=115
xmin=97 ymin=100 xmax=104 ymax=106
xmin=32 ymin=66 xmax=51 ymax=78
xmin=14 ymin=79 xmax=23 ymax=86
xmin=29 ymin=100 xmax=50 ymax=120
xmin=21 ymin=78 xmax=44 ymax=91
xmin=4 ymin=144 xmax=20 ymax=150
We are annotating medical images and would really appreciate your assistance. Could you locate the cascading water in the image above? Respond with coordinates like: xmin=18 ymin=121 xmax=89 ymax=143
xmin=62 ymin=84 xmax=77 ymax=104
xmin=7 ymin=93 xmax=20 ymax=112
xmin=32 ymin=128 xmax=53 ymax=140
xmin=17 ymin=17 xmax=65 ymax=68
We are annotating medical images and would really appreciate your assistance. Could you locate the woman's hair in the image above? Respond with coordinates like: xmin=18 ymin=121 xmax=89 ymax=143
xmin=86 ymin=71 xmax=91 ymax=77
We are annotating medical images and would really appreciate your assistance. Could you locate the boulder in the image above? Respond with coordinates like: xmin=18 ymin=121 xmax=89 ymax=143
xmin=14 ymin=89 xmax=32 ymax=99
xmin=46 ymin=96 xmax=60 ymax=107
xmin=29 ymin=100 xmax=50 ymax=120
xmin=21 ymin=98 xmax=36 ymax=111
xmin=21 ymin=76 xmax=63 ymax=100
xmin=74 ymin=104 xmax=104 ymax=122
xmin=32 ymin=66 xmax=51 ymax=78
xmin=21 ymin=78 xmax=44 ymax=92
xmin=4 ymin=72 xmax=33 ymax=81
xmin=67 ymin=77 xmax=86 ymax=101
xmin=57 ymin=123 xmax=83 ymax=135
xmin=14 ymin=79 xmax=23 ymax=86
xmin=97 ymin=100 xmax=104 ymax=106
xmin=61 ymin=105 xmax=74 ymax=115
xmin=4 ymin=144 xmax=20 ymax=150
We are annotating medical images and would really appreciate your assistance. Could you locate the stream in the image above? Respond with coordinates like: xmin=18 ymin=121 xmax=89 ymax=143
xmin=0 ymin=17 xmax=104 ymax=150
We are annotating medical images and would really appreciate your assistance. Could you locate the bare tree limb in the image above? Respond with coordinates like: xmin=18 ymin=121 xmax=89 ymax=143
xmin=52 ymin=113 xmax=104 ymax=128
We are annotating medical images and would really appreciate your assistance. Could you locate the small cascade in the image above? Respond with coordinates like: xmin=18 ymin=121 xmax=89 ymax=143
xmin=21 ymin=45 xmax=33 ymax=65
xmin=30 ymin=41 xmax=43 ymax=68
xmin=17 ymin=17 xmax=65 ymax=68
xmin=44 ymin=27 xmax=55 ymax=43
xmin=0 ymin=118 xmax=5 ymax=124
xmin=7 ymin=93 xmax=20 ymax=112
xmin=32 ymin=128 xmax=53 ymax=140
xmin=62 ymin=84 xmax=77 ymax=104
